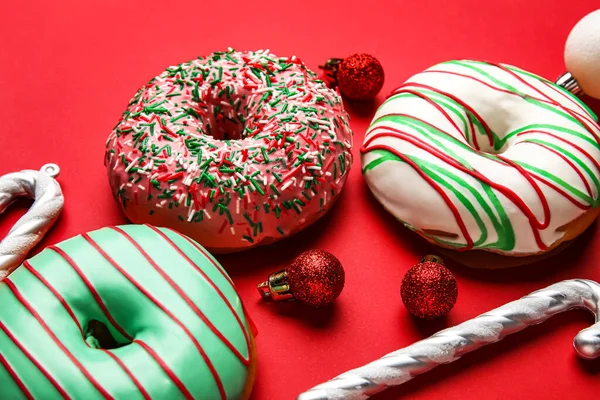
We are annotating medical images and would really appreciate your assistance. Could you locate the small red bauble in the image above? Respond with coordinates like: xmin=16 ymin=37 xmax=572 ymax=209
xmin=288 ymin=250 xmax=345 ymax=307
xmin=257 ymin=250 xmax=345 ymax=307
xmin=337 ymin=54 xmax=384 ymax=100
xmin=401 ymin=255 xmax=458 ymax=319
xmin=321 ymin=54 xmax=384 ymax=100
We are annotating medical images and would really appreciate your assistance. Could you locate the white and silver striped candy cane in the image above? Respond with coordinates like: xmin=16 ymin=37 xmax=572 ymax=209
xmin=298 ymin=279 xmax=600 ymax=400
xmin=0 ymin=164 xmax=64 ymax=279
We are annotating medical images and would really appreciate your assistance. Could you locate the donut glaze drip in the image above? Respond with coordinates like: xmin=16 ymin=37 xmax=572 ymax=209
xmin=0 ymin=225 xmax=255 ymax=399
xmin=105 ymin=49 xmax=353 ymax=252
xmin=362 ymin=60 xmax=600 ymax=255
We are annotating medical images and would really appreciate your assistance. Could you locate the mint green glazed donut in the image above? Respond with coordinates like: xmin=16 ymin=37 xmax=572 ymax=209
xmin=0 ymin=224 xmax=257 ymax=399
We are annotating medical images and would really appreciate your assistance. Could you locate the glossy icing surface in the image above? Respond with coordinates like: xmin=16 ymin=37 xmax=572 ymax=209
xmin=362 ymin=60 xmax=600 ymax=255
xmin=0 ymin=224 xmax=254 ymax=399
xmin=105 ymin=49 xmax=353 ymax=252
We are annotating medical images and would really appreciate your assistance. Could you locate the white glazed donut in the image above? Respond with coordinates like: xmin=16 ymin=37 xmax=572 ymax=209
xmin=362 ymin=60 xmax=600 ymax=260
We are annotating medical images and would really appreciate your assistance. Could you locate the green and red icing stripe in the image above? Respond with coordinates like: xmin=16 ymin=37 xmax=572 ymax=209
xmin=105 ymin=49 xmax=353 ymax=252
xmin=0 ymin=225 xmax=254 ymax=399
xmin=362 ymin=60 xmax=600 ymax=254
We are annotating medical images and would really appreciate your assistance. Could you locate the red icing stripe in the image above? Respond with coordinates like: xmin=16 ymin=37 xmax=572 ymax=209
xmin=541 ymin=80 xmax=599 ymax=127
xmin=157 ymin=226 xmax=255 ymax=339
xmin=48 ymin=246 xmax=133 ymax=341
xmin=112 ymin=226 xmax=249 ymax=366
xmin=22 ymin=261 xmax=151 ymax=400
xmin=102 ymin=352 xmax=149 ymax=399
xmin=528 ymin=171 xmax=590 ymax=209
xmin=81 ymin=232 xmax=216 ymax=400
xmin=400 ymin=88 xmax=483 ymax=149
xmin=164 ymin=227 xmax=235 ymax=286
xmin=416 ymin=69 xmax=524 ymax=96
xmin=489 ymin=62 xmax=600 ymax=144
xmin=0 ymin=321 xmax=70 ymax=399
xmin=0 ymin=351 xmax=33 ymax=400
xmin=494 ymin=155 xmax=549 ymax=249
xmin=165 ymin=227 xmax=259 ymax=336
xmin=466 ymin=110 xmax=479 ymax=151
xmin=162 ymin=227 xmax=257 ymax=330
xmin=523 ymin=141 xmax=593 ymax=200
xmin=402 ymin=84 xmax=495 ymax=146
xmin=49 ymin=245 xmax=194 ymax=399
xmin=3 ymin=279 xmax=114 ymax=399
xmin=362 ymin=142 xmax=474 ymax=249
xmin=516 ymin=130 xmax=600 ymax=174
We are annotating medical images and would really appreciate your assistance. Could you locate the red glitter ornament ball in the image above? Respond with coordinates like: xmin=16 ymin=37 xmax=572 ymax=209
xmin=337 ymin=54 xmax=384 ymax=100
xmin=400 ymin=258 xmax=458 ymax=319
xmin=287 ymin=250 xmax=345 ymax=307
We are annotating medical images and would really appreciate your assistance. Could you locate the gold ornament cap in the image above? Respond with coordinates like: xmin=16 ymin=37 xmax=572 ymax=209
xmin=256 ymin=270 xmax=295 ymax=302
xmin=420 ymin=254 xmax=445 ymax=265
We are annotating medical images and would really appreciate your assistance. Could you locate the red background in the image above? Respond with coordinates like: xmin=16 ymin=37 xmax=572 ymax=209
xmin=2 ymin=1 xmax=600 ymax=398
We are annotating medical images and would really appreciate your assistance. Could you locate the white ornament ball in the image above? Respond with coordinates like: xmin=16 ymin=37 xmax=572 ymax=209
xmin=565 ymin=9 xmax=600 ymax=99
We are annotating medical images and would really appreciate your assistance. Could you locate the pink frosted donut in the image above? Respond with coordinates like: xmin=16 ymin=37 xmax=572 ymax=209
xmin=105 ymin=49 xmax=353 ymax=253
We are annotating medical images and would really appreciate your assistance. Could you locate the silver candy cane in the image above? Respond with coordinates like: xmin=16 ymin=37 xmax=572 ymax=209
xmin=0 ymin=164 xmax=64 ymax=279
xmin=298 ymin=279 xmax=600 ymax=400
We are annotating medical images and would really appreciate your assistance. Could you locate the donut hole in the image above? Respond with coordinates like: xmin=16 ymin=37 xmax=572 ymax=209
xmin=469 ymin=139 xmax=508 ymax=155
xmin=463 ymin=125 xmax=510 ymax=155
xmin=84 ymin=319 xmax=131 ymax=350
xmin=463 ymin=98 xmax=514 ymax=155
xmin=200 ymin=90 xmax=250 ymax=141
